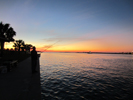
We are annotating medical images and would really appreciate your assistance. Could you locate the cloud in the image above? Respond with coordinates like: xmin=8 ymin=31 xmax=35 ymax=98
xmin=42 ymin=37 xmax=91 ymax=44
xmin=43 ymin=45 xmax=53 ymax=51
xmin=41 ymin=40 xmax=60 ymax=51
xmin=42 ymin=32 xmax=95 ymax=42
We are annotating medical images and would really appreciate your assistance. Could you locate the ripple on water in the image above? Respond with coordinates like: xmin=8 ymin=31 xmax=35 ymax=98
xmin=40 ymin=53 xmax=133 ymax=100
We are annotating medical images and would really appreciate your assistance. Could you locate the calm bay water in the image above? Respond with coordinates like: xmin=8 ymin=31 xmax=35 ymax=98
xmin=40 ymin=53 xmax=133 ymax=100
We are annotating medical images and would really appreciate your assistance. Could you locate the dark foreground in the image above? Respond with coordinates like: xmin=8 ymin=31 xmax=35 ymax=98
xmin=0 ymin=57 xmax=41 ymax=100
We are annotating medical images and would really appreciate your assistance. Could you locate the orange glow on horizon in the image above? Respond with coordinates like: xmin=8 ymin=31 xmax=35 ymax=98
xmin=5 ymin=42 xmax=132 ymax=53
xmin=36 ymin=40 xmax=132 ymax=53
xmin=36 ymin=47 xmax=132 ymax=53
xmin=5 ymin=35 xmax=132 ymax=53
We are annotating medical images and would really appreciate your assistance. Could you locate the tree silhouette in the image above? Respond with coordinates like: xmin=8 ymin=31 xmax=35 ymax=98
xmin=20 ymin=41 xmax=25 ymax=51
xmin=13 ymin=40 xmax=24 ymax=52
xmin=25 ymin=44 xmax=33 ymax=52
xmin=0 ymin=22 xmax=16 ymax=57
xmin=13 ymin=42 xmax=18 ymax=51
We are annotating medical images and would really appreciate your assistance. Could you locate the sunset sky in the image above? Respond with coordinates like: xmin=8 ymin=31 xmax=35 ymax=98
xmin=0 ymin=0 xmax=133 ymax=52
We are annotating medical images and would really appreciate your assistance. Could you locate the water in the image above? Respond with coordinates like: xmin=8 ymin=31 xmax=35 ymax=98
xmin=40 ymin=53 xmax=133 ymax=100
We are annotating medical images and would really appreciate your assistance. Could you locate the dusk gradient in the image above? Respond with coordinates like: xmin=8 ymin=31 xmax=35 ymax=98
xmin=0 ymin=0 xmax=133 ymax=52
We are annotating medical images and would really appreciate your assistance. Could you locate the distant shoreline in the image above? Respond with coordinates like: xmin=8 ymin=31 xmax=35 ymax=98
xmin=86 ymin=52 xmax=133 ymax=54
xmin=38 ymin=51 xmax=133 ymax=54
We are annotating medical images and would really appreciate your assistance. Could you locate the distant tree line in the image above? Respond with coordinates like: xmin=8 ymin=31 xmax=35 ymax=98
xmin=13 ymin=40 xmax=33 ymax=52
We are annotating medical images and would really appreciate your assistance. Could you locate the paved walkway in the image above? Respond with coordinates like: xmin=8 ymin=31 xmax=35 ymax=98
xmin=0 ymin=57 xmax=41 ymax=100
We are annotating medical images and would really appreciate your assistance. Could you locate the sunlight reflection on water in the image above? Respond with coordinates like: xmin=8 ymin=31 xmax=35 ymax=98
xmin=40 ymin=53 xmax=133 ymax=100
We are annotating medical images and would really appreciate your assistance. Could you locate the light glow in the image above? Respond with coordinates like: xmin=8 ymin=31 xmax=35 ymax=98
xmin=1 ymin=0 xmax=133 ymax=52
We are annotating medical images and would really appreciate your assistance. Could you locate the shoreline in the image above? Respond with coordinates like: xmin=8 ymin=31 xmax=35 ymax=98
xmin=40 ymin=52 xmax=133 ymax=55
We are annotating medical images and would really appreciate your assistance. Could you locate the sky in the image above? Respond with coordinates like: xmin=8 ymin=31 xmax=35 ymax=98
xmin=0 ymin=0 xmax=133 ymax=52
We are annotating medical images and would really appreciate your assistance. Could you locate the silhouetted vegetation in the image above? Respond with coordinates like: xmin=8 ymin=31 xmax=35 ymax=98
xmin=0 ymin=22 xmax=16 ymax=57
xmin=1 ymin=50 xmax=31 ymax=62
xmin=13 ymin=40 xmax=25 ymax=52
xmin=13 ymin=39 xmax=33 ymax=52
xmin=25 ymin=44 xmax=33 ymax=52
xmin=0 ymin=21 xmax=35 ymax=63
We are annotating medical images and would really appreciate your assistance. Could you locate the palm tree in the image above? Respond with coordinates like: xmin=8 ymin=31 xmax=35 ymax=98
xmin=13 ymin=42 xmax=18 ymax=51
xmin=6 ymin=27 xmax=16 ymax=41
xmin=13 ymin=40 xmax=24 ymax=52
xmin=21 ymin=41 xmax=25 ymax=52
xmin=0 ymin=22 xmax=10 ymax=38
xmin=0 ymin=22 xmax=16 ymax=57
xmin=25 ymin=44 xmax=33 ymax=52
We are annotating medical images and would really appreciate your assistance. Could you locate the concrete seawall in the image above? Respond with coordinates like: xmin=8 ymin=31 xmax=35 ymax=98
xmin=0 ymin=57 xmax=41 ymax=100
